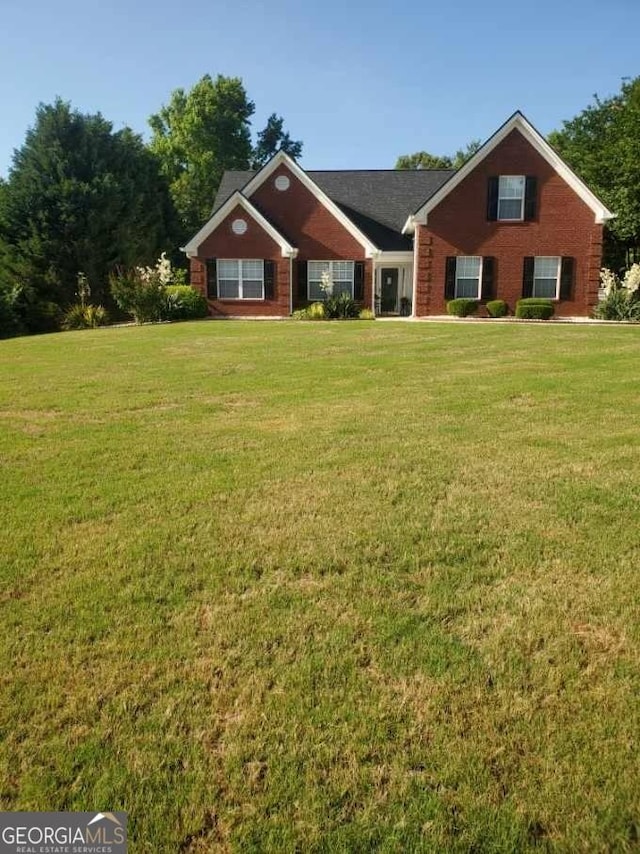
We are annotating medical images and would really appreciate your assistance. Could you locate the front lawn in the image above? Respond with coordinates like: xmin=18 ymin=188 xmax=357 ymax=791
xmin=1 ymin=321 xmax=639 ymax=851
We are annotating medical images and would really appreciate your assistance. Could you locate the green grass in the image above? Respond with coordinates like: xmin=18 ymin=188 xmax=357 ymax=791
xmin=1 ymin=320 xmax=639 ymax=852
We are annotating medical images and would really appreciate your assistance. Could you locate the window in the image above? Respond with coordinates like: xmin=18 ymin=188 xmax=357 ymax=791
xmin=498 ymin=175 xmax=525 ymax=220
xmin=533 ymin=256 xmax=560 ymax=298
xmin=308 ymin=260 xmax=354 ymax=300
xmin=455 ymin=256 xmax=482 ymax=298
xmin=217 ymin=260 xmax=264 ymax=300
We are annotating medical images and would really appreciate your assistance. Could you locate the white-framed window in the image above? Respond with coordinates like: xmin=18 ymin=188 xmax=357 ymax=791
xmin=217 ymin=259 xmax=264 ymax=300
xmin=533 ymin=256 xmax=561 ymax=299
xmin=455 ymin=256 xmax=482 ymax=299
xmin=308 ymin=260 xmax=354 ymax=300
xmin=498 ymin=175 xmax=525 ymax=220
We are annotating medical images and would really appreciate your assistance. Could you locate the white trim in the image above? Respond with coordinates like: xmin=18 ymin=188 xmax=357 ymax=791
xmin=411 ymin=229 xmax=419 ymax=317
xmin=375 ymin=251 xmax=414 ymax=264
xmin=241 ymin=151 xmax=378 ymax=258
xmin=403 ymin=112 xmax=615 ymax=232
xmin=532 ymin=256 xmax=561 ymax=300
xmin=183 ymin=191 xmax=297 ymax=258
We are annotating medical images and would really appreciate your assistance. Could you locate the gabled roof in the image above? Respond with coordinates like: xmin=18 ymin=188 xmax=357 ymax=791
xmin=183 ymin=191 xmax=297 ymax=258
xmin=214 ymin=168 xmax=454 ymax=251
xmin=403 ymin=111 xmax=615 ymax=233
xmin=239 ymin=151 xmax=381 ymax=257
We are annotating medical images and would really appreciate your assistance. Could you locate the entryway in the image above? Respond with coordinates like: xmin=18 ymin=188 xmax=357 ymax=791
xmin=375 ymin=263 xmax=413 ymax=316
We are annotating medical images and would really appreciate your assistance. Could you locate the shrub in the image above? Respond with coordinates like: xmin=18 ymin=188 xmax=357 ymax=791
xmin=110 ymin=252 xmax=184 ymax=324
xmin=515 ymin=298 xmax=555 ymax=320
xmin=24 ymin=300 xmax=63 ymax=333
xmin=307 ymin=302 xmax=327 ymax=320
xmin=0 ymin=285 xmax=24 ymax=339
xmin=447 ymin=298 xmax=479 ymax=317
xmin=62 ymin=303 xmax=109 ymax=330
xmin=359 ymin=308 xmax=375 ymax=320
xmin=291 ymin=307 xmax=310 ymax=320
xmin=325 ymin=292 xmax=359 ymax=319
xmin=594 ymin=266 xmax=640 ymax=321
xmin=164 ymin=286 xmax=208 ymax=321
xmin=486 ymin=299 xmax=508 ymax=318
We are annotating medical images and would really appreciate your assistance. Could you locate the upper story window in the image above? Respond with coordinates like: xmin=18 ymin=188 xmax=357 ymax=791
xmin=498 ymin=176 xmax=525 ymax=220
xmin=488 ymin=175 xmax=537 ymax=222
xmin=218 ymin=259 xmax=264 ymax=299
xmin=308 ymin=260 xmax=354 ymax=300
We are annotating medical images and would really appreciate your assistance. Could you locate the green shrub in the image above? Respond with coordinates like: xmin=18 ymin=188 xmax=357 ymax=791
xmin=62 ymin=303 xmax=109 ymax=330
xmin=291 ymin=307 xmax=310 ymax=319
xmin=593 ymin=287 xmax=640 ymax=321
xmin=307 ymin=302 xmax=327 ymax=320
xmin=24 ymin=301 xmax=63 ymax=333
xmin=0 ymin=286 xmax=24 ymax=339
xmin=164 ymin=286 xmax=208 ymax=321
xmin=447 ymin=298 xmax=479 ymax=317
xmin=515 ymin=298 xmax=555 ymax=320
xmin=110 ymin=271 xmax=165 ymax=324
xmin=486 ymin=299 xmax=508 ymax=318
xmin=359 ymin=308 xmax=375 ymax=320
xmin=325 ymin=292 xmax=359 ymax=319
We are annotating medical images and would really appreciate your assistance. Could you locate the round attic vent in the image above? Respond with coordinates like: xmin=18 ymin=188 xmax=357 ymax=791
xmin=232 ymin=218 xmax=247 ymax=235
xmin=275 ymin=174 xmax=290 ymax=191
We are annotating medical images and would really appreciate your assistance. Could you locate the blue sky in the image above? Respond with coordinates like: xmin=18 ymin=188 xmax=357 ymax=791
xmin=1 ymin=0 xmax=638 ymax=178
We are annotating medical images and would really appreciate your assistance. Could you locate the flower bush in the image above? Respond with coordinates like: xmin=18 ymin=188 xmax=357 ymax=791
xmin=594 ymin=265 xmax=640 ymax=321
xmin=110 ymin=253 xmax=188 ymax=324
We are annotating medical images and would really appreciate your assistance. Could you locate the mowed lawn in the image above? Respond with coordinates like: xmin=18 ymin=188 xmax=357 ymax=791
xmin=1 ymin=320 xmax=639 ymax=852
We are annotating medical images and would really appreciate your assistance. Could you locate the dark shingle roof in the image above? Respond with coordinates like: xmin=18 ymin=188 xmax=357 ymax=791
xmin=212 ymin=167 xmax=455 ymax=251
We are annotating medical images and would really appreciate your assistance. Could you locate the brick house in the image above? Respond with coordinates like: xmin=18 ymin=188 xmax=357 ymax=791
xmin=184 ymin=112 xmax=614 ymax=318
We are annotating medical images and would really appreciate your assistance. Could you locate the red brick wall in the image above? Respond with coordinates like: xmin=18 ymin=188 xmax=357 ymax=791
xmin=190 ymin=203 xmax=289 ymax=317
xmin=251 ymin=164 xmax=369 ymax=310
xmin=414 ymin=130 xmax=603 ymax=317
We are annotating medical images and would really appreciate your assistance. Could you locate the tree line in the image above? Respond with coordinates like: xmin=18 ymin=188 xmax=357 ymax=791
xmin=0 ymin=74 xmax=302 ymax=337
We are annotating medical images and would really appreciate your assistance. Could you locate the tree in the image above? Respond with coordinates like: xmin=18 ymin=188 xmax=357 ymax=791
xmin=252 ymin=113 xmax=303 ymax=168
xmin=396 ymin=139 xmax=482 ymax=170
xmin=548 ymin=77 xmax=640 ymax=268
xmin=149 ymin=75 xmax=255 ymax=235
xmin=0 ymin=99 xmax=178 ymax=330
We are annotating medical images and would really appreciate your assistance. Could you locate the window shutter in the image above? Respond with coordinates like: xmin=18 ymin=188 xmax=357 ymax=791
xmin=559 ymin=257 xmax=574 ymax=300
xmin=206 ymin=259 xmax=217 ymax=299
xmin=524 ymin=176 xmax=537 ymax=221
xmin=481 ymin=257 xmax=495 ymax=300
xmin=522 ymin=257 xmax=534 ymax=298
xmin=445 ymin=257 xmax=457 ymax=300
xmin=354 ymin=261 xmax=365 ymax=301
xmin=297 ymin=260 xmax=308 ymax=301
xmin=487 ymin=177 xmax=499 ymax=221
xmin=264 ymin=260 xmax=275 ymax=300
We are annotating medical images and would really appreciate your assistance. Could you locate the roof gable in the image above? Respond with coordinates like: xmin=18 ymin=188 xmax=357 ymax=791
xmin=183 ymin=191 xmax=296 ymax=258
xmin=241 ymin=151 xmax=380 ymax=257
xmin=403 ymin=111 xmax=615 ymax=232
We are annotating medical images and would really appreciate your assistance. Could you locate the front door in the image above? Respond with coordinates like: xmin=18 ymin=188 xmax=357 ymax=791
xmin=380 ymin=268 xmax=399 ymax=314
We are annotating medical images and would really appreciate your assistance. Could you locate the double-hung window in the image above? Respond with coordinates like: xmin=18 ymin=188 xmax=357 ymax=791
xmin=532 ymin=256 xmax=560 ymax=298
xmin=308 ymin=261 xmax=354 ymax=301
xmin=217 ymin=260 xmax=264 ymax=300
xmin=455 ymin=256 xmax=482 ymax=299
xmin=498 ymin=176 xmax=525 ymax=220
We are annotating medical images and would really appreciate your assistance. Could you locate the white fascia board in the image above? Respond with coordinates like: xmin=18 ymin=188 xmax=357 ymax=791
xmin=410 ymin=112 xmax=615 ymax=226
xmin=241 ymin=150 xmax=379 ymax=258
xmin=183 ymin=191 xmax=297 ymax=258
xmin=374 ymin=251 xmax=414 ymax=264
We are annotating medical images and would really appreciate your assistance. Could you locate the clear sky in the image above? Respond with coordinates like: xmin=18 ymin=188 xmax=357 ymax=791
xmin=1 ymin=0 xmax=638 ymax=178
